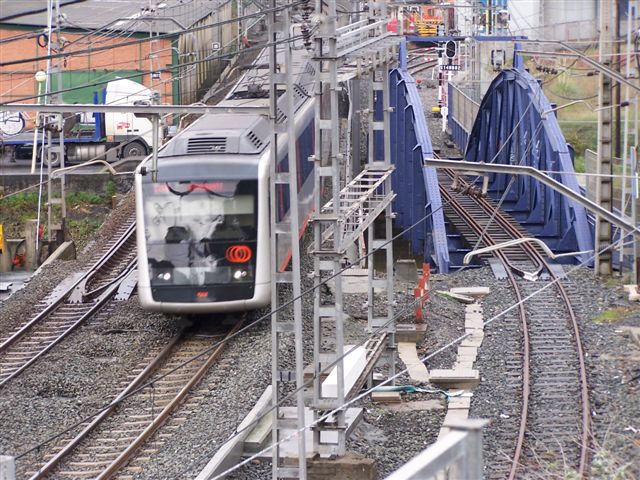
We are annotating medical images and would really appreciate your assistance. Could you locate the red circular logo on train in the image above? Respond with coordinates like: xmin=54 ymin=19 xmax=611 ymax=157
xmin=226 ymin=245 xmax=252 ymax=263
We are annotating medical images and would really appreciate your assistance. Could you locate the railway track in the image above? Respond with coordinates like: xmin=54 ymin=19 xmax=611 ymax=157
xmin=439 ymin=168 xmax=591 ymax=478
xmin=0 ymin=218 xmax=137 ymax=388
xmin=22 ymin=321 xmax=242 ymax=480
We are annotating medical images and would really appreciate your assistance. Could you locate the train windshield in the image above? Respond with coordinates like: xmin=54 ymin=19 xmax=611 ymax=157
xmin=142 ymin=179 xmax=257 ymax=288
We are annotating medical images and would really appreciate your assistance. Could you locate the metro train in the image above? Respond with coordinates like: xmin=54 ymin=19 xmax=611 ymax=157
xmin=135 ymin=44 xmax=315 ymax=313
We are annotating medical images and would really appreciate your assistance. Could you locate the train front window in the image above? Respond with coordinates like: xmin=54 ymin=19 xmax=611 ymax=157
xmin=142 ymin=179 xmax=257 ymax=288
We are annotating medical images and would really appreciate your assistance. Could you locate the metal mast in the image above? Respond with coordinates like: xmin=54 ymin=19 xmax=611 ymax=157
xmin=595 ymin=0 xmax=615 ymax=274
xmin=311 ymin=0 xmax=397 ymax=459
xmin=268 ymin=1 xmax=307 ymax=478
xmin=46 ymin=0 xmax=67 ymax=257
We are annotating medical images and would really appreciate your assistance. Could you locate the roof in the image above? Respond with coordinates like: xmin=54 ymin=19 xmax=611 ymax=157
xmin=0 ymin=0 xmax=230 ymax=34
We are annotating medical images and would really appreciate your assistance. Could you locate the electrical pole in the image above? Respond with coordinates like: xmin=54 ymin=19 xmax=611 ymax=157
xmin=595 ymin=0 xmax=615 ymax=275
xmin=45 ymin=0 xmax=67 ymax=259
xmin=268 ymin=1 xmax=307 ymax=478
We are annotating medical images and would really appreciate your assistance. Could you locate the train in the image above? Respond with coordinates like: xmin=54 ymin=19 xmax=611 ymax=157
xmin=135 ymin=42 xmax=315 ymax=314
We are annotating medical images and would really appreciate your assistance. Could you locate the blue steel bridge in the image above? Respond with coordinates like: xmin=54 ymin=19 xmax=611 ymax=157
xmin=388 ymin=40 xmax=594 ymax=273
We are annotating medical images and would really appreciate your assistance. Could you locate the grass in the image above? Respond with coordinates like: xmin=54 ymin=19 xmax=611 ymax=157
xmin=0 ymin=188 xmax=112 ymax=242
xmin=593 ymin=307 xmax=630 ymax=324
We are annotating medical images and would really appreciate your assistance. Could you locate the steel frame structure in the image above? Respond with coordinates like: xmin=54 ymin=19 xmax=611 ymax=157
xmin=310 ymin=0 xmax=397 ymax=460
xmin=462 ymin=67 xmax=594 ymax=262
xmin=389 ymin=40 xmax=450 ymax=272
xmin=267 ymin=2 xmax=307 ymax=478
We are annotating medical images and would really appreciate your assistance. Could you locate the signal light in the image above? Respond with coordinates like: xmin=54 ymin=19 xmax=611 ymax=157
xmin=445 ymin=40 xmax=456 ymax=59
xmin=226 ymin=245 xmax=252 ymax=263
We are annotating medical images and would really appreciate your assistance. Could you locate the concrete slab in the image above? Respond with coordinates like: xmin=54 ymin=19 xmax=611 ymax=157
xmin=385 ymin=399 xmax=444 ymax=412
xmin=395 ymin=324 xmax=427 ymax=343
xmin=445 ymin=408 xmax=469 ymax=419
xmin=308 ymin=451 xmax=377 ymax=480
xmin=250 ymin=407 xmax=363 ymax=460
xmin=454 ymin=361 xmax=475 ymax=369
xmin=243 ymin=411 xmax=273 ymax=453
xmin=460 ymin=337 xmax=483 ymax=348
xmin=371 ymin=391 xmax=402 ymax=403
xmin=322 ymin=346 xmax=367 ymax=398
xmin=447 ymin=396 xmax=471 ymax=410
xmin=397 ymin=342 xmax=430 ymax=383
xmin=196 ymin=387 xmax=272 ymax=480
xmin=451 ymin=287 xmax=490 ymax=298
xmin=457 ymin=346 xmax=478 ymax=358
xmin=429 ymin=369 xmax=480 ymax=389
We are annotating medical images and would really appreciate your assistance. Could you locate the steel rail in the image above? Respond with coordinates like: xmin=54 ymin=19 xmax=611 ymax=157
xmin=437 ymin=181 xmax=532 ymax=480
xmin=440 ymin=169 xmax=590 ymax=478
xmin=28 ymin=331 xmax=186 ymax=480
xmin=96 ymin=319 xmax=245 ymax=480
xmin=0 ymin=260 xmax=136 ymax=388
xmin=0 ymin=220 xmax=136 ymax=355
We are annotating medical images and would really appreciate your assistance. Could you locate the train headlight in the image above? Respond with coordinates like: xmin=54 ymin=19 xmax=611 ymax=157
xmin=233 ymin=270 xmax=248 ymax=280
xmin=158 ymin=272 xmax=171 ymax=281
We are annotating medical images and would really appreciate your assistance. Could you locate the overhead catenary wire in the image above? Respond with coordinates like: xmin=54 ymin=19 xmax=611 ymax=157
xmin=10 ymin=34 xmax=615 ymax=473
xmin=208 ymin=233 xmax=634 ymax=480
xmin=13 ymin=191 xmax=447 ymax=461
xmin=0 ymin=1 xmax=307 ymax=69
xmin=0 ymin=26 xmax=312 ymax=105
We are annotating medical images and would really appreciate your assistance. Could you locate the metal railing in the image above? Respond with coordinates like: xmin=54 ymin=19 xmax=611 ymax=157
xmin=384 ymin=419 xmax=488 ymax=480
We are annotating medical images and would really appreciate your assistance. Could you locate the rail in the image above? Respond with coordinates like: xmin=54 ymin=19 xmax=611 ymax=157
xmin=438 ymin=166 xmax=591 ymax=478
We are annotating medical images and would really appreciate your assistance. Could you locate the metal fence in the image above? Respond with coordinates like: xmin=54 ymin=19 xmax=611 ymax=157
xmin=448 ymin=82 xmax=480 ymax=152
xmin=385 ymin=419 xmax=488 ymax=480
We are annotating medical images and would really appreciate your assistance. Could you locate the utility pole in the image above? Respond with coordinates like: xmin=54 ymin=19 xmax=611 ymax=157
xmin=311 ymin=0 xmax=396 ymax=462
xmin=595 ymin=0 xmax=615 ymax=275
xmin=268 ymin=1 xmax=307 ymax=478
xmin=45 ymin=0 xmax=67 ymax=259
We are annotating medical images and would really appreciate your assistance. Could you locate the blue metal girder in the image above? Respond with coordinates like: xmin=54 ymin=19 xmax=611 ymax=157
xmin=389 ymin=42 xmax=450 ymax=272
xmin=464 ymin=68 xmax=593 ymax=262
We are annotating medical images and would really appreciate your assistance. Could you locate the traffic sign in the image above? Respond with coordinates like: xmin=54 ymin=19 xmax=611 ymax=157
xmin=0 ymin=111 xmax=24 ymax=136
xmin=440 ymin=64 xmax=462 ymax=71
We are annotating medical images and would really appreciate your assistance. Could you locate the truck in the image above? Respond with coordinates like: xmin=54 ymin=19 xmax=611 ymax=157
xmin=1 ymin=78 xmax=160 ymax=166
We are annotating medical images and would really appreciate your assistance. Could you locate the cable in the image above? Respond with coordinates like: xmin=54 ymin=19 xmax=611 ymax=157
xmin=14 ymin=193 xmax=446 ymax=461
xmin=0 ymin=1 xmax=306 ymax=69
xmin=0 ymin=0 xmax=89 ymax=22
xmin=1 ymin=28 xmax=310 ymax=105
xmin=209 ymin=233 xmax=635 ymax=480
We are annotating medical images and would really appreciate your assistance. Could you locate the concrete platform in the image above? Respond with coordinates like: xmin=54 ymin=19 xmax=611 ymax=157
xmin=327 ymin=269 xmax=369 ymax=294
xmin=0 ymin=270 xmax=31 ymax=302
xmin=395 ymin=323 xmax=427 ymax=343
xmin=429 ymin=369 xmax=480 ymax=389
xmin=307 ymin=451 xmax=377 ymax=480
xmin=247 ymin=407 xmax=363 ymax=460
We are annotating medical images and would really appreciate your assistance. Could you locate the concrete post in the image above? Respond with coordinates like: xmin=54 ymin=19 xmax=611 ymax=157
xmin=595 ymin=0 xmax=615 ymax=275
xmin=0 ymin=456 xmax=15 ymax=480
xmin=0 ymin=227 xmax=11 ymax=272
xmin=25 ymin=219 xmax=39 ymax=271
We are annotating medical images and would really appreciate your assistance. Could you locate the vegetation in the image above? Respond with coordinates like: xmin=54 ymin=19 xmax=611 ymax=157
xmin=0 ymin=186 xmax=113 ymax=248
xmin=593 ymin=306 xmax=631 ymax=324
